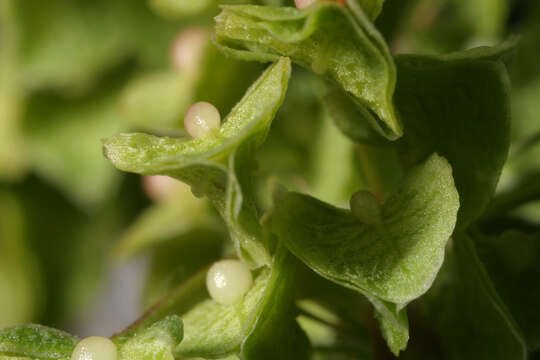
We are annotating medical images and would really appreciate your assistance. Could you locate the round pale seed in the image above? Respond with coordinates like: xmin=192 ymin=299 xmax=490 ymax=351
xmin=206 ymin=259 xmax=253 ymax=305
xmin=71 ymin=337 xmax=117 ymax=360
xmin=184 ymin=101 xmax=221 ymax=139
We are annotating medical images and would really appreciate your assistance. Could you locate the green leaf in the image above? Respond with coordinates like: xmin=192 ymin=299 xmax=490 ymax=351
xmin=103 ymin=57 xmax=290 ymax=175
xmin=476 ymin=230 xmax=540 ymax=350
xmin=240 ymin=246 xmax=310 ymax=360
xmin=0 ymin=325 xmax=78 ymax=360
xmin=438 ymin=233 xmax=527 ymax=360
xmin=394 ymin=48 xmax=511 ymax=228
xmin=272 ymin=153 xmax=458 ymax=355
xmin=367 ymin=295 xmax=408 ymax=356
xmin=177 ymin=269 xmax=269 ymax=357
xmin=214 ymin=2 xmax=401 ymax=139
xmin=121 ymin=43 xmax=262 ymax=134
xmin=177 ymin=245 xmax=308 ymax=359
xmin=323 ymin=89 xmax=387 ymax=147
xmin=103 ymin=57 xmax=292 ymax=267
xmin=114 ymin=316 xmax=183 ymax=360
xmin=272 ymin=153 xmax=458 ymax=304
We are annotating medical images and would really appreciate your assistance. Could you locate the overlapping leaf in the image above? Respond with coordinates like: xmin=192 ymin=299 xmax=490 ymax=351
xmin=393 ymin=47 xmax=511 ymax=228
xmin=272 ymin=153 xmax=458 ymax=304
xmin=176 ymin=245 xmax=308 ymax=359
xmin=121 ymin=42 xmax=262 ymax=134
xmin=214 ymin=1 xmax=401 ymax=139
xmin=0 ymin=317 xmax=184 ymax=360
xmin=104 ymin=57 xmax=291 ymax=267
xmin=271 ymin=153 xmax=459 ymax=353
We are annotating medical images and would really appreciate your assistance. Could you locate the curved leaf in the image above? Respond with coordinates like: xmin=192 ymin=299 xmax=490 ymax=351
xmin=370 ymin=297 xmax=408 ymax=356
xmin=214 ymin=2 xmax=401 ymax=139
xmin=121 ymin=44 xmax=262 ymax=134
xmin=271 ymin=153 xmax=458 ymax=304
xmin=240 ymin=246 xmax=310 ymax=360
xmin=394 ymin=50 xmax=511 ymax=228
xmin=104 ymin=57 xmax=291 ymax=267
xmin=177 ymin=245 xmax=308 ymax=359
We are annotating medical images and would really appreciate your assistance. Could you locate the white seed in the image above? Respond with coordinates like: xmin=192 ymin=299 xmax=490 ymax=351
xmin=295 ymin=0 xmax=316 ymax=9
xmin=170 ymin=27 xmax=209 ymax=74
xmin=71 ymin=337 xmax=117 ymax=360
xmin=184 ymin=101 xmax=221 ymax=139
xmin=206 ymin=259 xmax=253 ymax=305
xmin=349 ymin=190 xmax=382 ymax=226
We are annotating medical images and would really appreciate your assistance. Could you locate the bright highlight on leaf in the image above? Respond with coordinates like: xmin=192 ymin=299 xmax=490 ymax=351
xmin=206 ymin=259 xmax=253 ymax=305
xmin=70 ymin=337 xmax=117 ymax=360
xmin=184 ymin=101 xmax=221 ymax=139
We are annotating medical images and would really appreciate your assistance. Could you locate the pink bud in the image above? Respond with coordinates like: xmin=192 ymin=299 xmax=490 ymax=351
xmin=142 ymin=175 xmax=179 ymax=201
xmin=295 ymin=0 xmax=316 ymax=8
xmin=170 ymin=27 xmax=209 ymax=74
